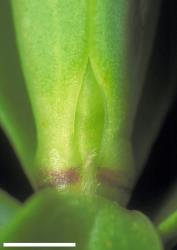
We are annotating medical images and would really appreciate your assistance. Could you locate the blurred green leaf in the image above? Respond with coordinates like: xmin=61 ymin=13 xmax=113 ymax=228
xmin=0 ymin=189 xmax=20 ymax=230
xmin=0 ymin=0 xmax=37 ymax=187
xmin=0 ymin=189 xmax=163 ymax=250
xmin=154 ymin=184 xmax=177 ymax=248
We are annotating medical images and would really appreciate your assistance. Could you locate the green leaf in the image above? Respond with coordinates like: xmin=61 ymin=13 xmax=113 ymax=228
xmin=0 ymin=189 xmax=163 ymax=250
xmin=0 ymin=189 xmax=20 ymax=230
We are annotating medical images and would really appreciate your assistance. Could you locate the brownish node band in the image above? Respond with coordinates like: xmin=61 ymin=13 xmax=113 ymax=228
xmin=39 ymin=167 xmax=130 ymax=195
xmin=44 ymin=168 xmax=80 ymax=187
xmin=97 ymin=168 xmax=131 ymax=193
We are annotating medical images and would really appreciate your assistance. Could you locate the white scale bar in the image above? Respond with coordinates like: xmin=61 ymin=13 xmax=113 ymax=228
xmin=3 ymin=243 xmax=76 ymax=248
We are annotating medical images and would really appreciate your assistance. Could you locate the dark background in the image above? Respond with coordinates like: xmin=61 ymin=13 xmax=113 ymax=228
xmin=129 ymin=0 xmax=177 ymax=213
xmin=0 ymin=0 xmax=177 ymax=249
